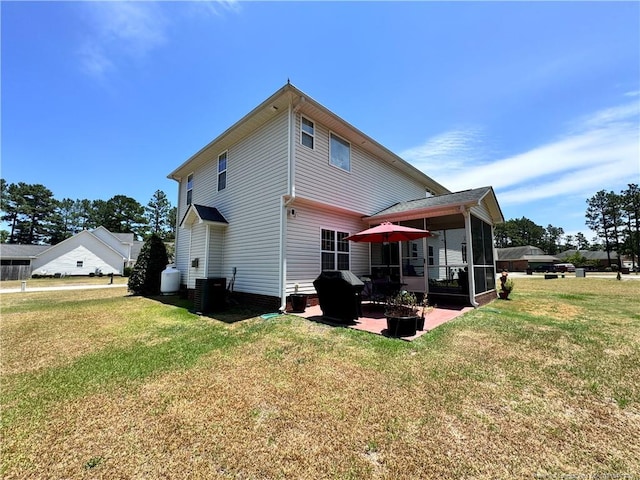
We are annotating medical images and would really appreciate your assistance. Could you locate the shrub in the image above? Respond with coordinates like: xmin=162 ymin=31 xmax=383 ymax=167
xmin=123 ymin=266 xmax=133 ymax=277
xmin=128 ymin=233 xmax=169 ymax=296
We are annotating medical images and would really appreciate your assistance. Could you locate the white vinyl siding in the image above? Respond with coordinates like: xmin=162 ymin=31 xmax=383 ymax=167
xmin=32 ymin=232 xmax=124 ymax=276
xmin=188 ymin=223 xmax=207 ymax=285
xmin=207 ymin=227 xmax=225 ymax=278
xmin=285 ymin=202 xmax=370 ymax=296
xmin=91 ymin=227 xmax=131 ymax=258
xmin=296 ymin=117 xmax=427 ymax=215
xmin=175 ymin=111 xmax=289 ymax=295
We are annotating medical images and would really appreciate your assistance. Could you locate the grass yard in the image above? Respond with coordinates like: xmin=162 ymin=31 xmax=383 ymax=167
xmin=1 ymin=278 xmax=639 ymax=479
xmin=1 ymin=276 xmax=129 ymax=290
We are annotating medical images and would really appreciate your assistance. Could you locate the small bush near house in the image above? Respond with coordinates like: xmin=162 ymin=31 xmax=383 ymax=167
xmin=127 ymin=234 xmax=168 ymax=295
xmin=123 ymin=267 xmax=133 ymax=277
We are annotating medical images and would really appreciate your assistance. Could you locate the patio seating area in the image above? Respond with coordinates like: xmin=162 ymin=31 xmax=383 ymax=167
xmin=291 ymin=302 xmax=472 ymax=341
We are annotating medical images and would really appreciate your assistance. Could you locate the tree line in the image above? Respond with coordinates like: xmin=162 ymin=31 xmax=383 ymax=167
xmin=494 ymin=184 xmax=640 ymax=269
xmin=0 ymin=179 xmax=176 ymax=245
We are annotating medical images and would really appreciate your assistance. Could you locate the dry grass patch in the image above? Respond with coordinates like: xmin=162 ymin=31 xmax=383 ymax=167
xmin=1 ymin=276 xmax=128 ymax=290
xmin=0 ymin=291 xmax=184 ymax=376
xmin=2 ymin=279 xmax=640 ymax=478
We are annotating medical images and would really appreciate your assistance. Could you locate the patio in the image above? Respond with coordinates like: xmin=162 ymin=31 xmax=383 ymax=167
xmin=291 ymin=302 xmax=473 ymax=341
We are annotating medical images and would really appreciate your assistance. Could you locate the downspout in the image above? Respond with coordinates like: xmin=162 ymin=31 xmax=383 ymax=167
xmin=279 ymin=99 xmax=296 ymax=312
xmin=461 ymin=206 xmax=479 ymax=307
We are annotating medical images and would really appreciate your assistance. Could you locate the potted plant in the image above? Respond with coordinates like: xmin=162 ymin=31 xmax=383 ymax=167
xmin=384 ymin=291 xmax=425 ymax=337
xmin=289 ymin=284 xmax=308 ymax=313
xmin=498 ymin=272 xmax=514 ymax=300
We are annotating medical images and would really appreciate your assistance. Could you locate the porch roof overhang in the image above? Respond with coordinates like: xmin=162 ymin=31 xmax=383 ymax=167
xmin=365 ymin=186 xmax=504 ymax=225
xmin=180 ymin=204 xmax=229 ymax=228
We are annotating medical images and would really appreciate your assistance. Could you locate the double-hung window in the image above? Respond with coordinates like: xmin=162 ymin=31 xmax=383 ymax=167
xmin=218 ymin=152 xmax=227 ymax=191
xmin=329 ymin=133 xmax=350 ymax=171
xmin=301 ymin=117 xmax=314 ymax=149
xmin=321 ymin=229 xmax=350 ymax=271
xmin=186 ymin=174 xmax=193 ymax=205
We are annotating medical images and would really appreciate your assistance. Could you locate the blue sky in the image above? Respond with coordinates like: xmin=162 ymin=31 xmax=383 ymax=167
xmin=2 ymin=1 xmax=639 ymax=240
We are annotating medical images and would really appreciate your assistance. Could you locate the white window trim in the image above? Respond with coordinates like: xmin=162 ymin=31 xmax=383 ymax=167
xmin=217 ymin=151 xmax=227 ymax=192
xmin=329 ymin=131 xmax=351 ymax=172
xmin=320 ymin=228 xmax=351 ymax=271
xmin=300 ymin=115 xmax=315 ymax=150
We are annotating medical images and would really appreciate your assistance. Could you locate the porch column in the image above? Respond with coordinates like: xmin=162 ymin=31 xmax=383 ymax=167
xmin=461 ymin=207 xmax=478 ymax=307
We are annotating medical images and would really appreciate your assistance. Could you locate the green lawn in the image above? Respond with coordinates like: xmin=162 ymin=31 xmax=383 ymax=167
xmin=1 ymin=275 xmax=129 ymax=289
xmin=1 ymin=278 xmax=639 ymax=479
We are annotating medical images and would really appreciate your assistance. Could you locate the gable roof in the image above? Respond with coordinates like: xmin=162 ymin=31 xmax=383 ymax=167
xmin=496 ymin=246 xmax=546 ymax=260
xmin=36 ymin=229 xmax=127 ymax=261
xmin=0 ymin=244 xmax=50 ymax=259
xmin=367 ymin=187 xmax=504 ymax=224
xmin=112 ymin=232 xmax=135 ymax=244
xmin=167 ymin=83 xmax=449 ymax=196
xmin=557 ymin=249 xmax=617 ymax=261
xmin=130 ymin=241 xmax=144 ymax=262
xmin=180 ymin=204 xmax=229 ymax=228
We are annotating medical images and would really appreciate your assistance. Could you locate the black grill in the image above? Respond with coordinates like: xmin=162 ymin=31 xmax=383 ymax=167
xmin=313 ymin=270 xmax=364 ymax=323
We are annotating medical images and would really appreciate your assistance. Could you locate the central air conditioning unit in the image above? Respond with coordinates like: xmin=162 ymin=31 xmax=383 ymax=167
xmin=193 ymin=277 xmax=226 ymax=314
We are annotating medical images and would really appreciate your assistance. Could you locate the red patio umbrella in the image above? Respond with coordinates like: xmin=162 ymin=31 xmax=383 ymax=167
xmin=345 ymin=222 xmax=431 ymax=279
xmin=344 ymin=222 xmax=431 ymax=243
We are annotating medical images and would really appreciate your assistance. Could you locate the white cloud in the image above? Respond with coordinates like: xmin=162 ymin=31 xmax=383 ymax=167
xmin=403 ymin=99 xmax=640 ymax=208
xmin=399 ymin=127 xmax=489 ymax=181
xmin=78 ymin=2 xmax=168 ymax=79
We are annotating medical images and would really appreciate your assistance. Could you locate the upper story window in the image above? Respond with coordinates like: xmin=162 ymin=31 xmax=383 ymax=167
xmin=321 ymin=229 xmax=350 ymax=271
xmin=329 ymin=133 xmax=350 ymax=172
xmin=77 ymin=261 xmax=83 ymax=268
xmin=218 ymin=152 xmax=227 ymax=191
xmin=301 ymin=117 xmax=314 ymax=149
xmin=186 ymin=174 xmax=194 ymax=205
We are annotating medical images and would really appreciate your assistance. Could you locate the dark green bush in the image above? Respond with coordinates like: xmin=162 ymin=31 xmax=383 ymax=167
xmin=127 ymin=233 xmax=169 ymax=296
xmin=123 ymin=266 xmax=133 ymax=277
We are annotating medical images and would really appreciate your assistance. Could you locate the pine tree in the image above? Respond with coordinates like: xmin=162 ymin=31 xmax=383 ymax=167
xmin=128 ymin=233 xmax=169 ymax=295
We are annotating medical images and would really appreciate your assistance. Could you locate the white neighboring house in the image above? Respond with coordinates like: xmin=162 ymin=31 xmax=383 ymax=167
xmin=31 ymin=228 xmax=138 ymax=276
xmin=168 ymin=83 xmax=504 ymax=310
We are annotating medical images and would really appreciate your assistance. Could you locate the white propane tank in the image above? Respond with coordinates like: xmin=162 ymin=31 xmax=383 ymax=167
xmin=160 ymin=265 xmax=181 ymax=295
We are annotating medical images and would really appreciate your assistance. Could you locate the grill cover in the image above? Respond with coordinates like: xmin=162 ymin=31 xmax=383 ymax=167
xmin=313 ymin=270 xmax=365 ymax=322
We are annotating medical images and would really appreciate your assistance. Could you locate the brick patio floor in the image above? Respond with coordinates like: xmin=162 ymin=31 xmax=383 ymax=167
xmin=290 ymin=302 xmax=473 ymax=341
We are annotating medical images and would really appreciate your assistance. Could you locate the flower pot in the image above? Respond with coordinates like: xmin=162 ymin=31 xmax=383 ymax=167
xmin=290 ymin=294 xmax=308 ymax=313
xmin=416 ymin=316 xmax=425 ymax=331
xmin=386 ymin=315 xmax=418 ymax=337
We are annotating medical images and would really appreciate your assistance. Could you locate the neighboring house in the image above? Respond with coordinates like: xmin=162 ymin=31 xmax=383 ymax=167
xmin=168 ymin=83 xmax=504 ymax=310
xmin=30 ymin=227 xmax=139 ymax=277
xmin=496 ymin=246 xmax=559 ymax=272
xmin=0 ymin=244 xmax=50 ymax=280
xmin=556 ymin=249 xmax=620 ymax=269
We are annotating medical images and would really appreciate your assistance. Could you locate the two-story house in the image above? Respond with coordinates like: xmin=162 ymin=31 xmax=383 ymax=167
xmin=168 ymin=83 xmax=503 ymax=311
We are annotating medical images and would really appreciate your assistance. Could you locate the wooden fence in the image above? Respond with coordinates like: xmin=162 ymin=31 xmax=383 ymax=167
xmin=0 ymin=265 xmax=32 ymax=281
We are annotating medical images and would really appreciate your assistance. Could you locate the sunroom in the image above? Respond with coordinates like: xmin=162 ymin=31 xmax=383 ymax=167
xmin=363 ymin=187 xmax=504 ymax=307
